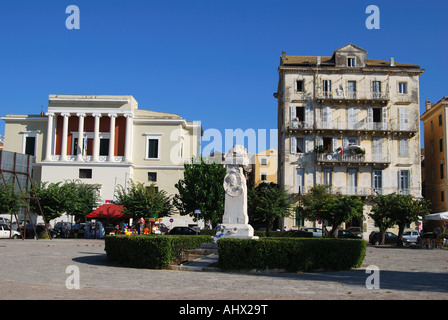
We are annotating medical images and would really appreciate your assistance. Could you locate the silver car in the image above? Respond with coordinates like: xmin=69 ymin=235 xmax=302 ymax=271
xmin=403 ymin=230 xmax=420 ymax=245
xmin=301 ymin=227 xmax=323 ymax=238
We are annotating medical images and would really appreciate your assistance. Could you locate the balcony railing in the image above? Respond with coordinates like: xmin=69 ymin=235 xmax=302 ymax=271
xmin=289 ymin=120 xmax=313 ymax=130
xmin=317 ymin=153 xmax=391 ymax=164
xmin=316 ymin=90 xmax=389 ymax=101
xmin=50 ymin=155 xmax=125 ymax=163
xmin=314 ymin=121 xmax=390 ymax=131
xmin=292 ymin=187 xmax=408 ymax=197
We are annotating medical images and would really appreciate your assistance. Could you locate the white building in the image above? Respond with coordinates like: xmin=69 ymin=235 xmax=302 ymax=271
xmin=2 ymin=94 xmax=202 ymax=227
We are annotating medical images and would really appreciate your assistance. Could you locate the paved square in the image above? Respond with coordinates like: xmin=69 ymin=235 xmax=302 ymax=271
xmin=0 ymin=239 xmax=447 ymax=300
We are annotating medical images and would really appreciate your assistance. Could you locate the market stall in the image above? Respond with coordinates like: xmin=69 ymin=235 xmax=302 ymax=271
xmin=86 ymin=204 xmax=132 ymax=238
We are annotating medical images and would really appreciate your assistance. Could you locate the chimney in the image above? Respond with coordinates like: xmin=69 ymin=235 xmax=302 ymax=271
xmin=425 ymin=100 xmax=432 ymax=111
xmin=281 ymin=51 xmax=287 ymax=60
xmin=317 ymin=56 xmax=321 ymax=66
xmin=390 ymin=57 xmax=395 ymax=67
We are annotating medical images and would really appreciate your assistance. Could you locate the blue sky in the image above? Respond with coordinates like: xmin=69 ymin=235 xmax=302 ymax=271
xmin=0 ymin=0 xmax=447 ymax=152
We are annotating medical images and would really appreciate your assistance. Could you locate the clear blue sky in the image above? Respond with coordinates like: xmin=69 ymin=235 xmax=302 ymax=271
xmin=0 ymin=0 xmax=446 ymax=152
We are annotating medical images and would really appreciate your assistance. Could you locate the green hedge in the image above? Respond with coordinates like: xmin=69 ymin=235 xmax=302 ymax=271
xmin=217 ymin=238 xmax=366 ymax=272
xmin=199 ymin=229 xmax=313 ymax=238
xmin=255 ymin=230 xmax=313 ymax=238
xmin=104 ymin=235 xmax=212 ymax=269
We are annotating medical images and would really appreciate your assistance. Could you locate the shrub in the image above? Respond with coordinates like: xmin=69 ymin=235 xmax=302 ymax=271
xmin=217 ymin=238 xmax=366 ymax=272
xmin=105 ymin=235 xmax=212 ymax=269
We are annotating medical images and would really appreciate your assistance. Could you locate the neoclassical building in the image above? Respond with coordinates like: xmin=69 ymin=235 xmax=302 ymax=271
xmin=275 ymin=44 xmax=424 ymax=237
xmin=2 ymin=94 xmax=201 ymax=227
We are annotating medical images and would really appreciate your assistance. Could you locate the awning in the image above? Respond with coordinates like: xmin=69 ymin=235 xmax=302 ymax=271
xmin=425 ymin=212 xmax=448 ymax=221
xmin=86 ymin=204 xmax=131 ymax=219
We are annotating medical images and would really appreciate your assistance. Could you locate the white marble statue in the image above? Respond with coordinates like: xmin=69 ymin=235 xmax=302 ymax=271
xmin=213 ymin=145 xmax=258 ymax=242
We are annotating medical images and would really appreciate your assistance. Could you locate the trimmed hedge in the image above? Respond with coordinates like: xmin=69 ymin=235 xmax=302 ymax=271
xmin=217 ymin=237 xmax=366 ymax=272
xmin=104 ymin=235 xmax=212 ymax=269
xmin=255 ymin=230 xmax=313 ymax=238
xmin=199 ymin=229 xmax=313 ymax=238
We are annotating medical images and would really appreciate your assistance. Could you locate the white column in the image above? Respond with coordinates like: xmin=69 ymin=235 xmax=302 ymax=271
xmin=44 ymin=112 xmax=54 ymax=161
xmin=92 ymin=113 xmax=102 ymax=162
xmin=60 ymin=113 xmax=70 ymax=161
xmin=124 ymin=113 xmax=133 ymax=163
xmin=76 ymin=113 xmax=86 ymax=161
xmin=108 ymin=113 xmax=117 ymax=162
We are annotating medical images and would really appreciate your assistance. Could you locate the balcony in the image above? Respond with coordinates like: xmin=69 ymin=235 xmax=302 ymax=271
xmin=316 ymin=90 xmax=389 ymax=105
xmin=49 ymin=155 xmax=125 ymax=163
xmin=316 ymin=151 xmax=391 ymax=166
xmin=391 ymin=122 xmax=419 ymax=134
xmin=314 ymin=120 xmax=390 ymax=132
xmin=291 ymin=186 xmax=413 ymax=198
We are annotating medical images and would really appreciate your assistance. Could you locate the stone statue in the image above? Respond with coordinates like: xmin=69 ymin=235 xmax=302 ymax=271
xmin=213 ymin=145 xmax=258 ymax=242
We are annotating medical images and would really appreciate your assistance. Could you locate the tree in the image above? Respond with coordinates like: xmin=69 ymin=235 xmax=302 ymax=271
xmin=0 ymin=181 xmax=27 ymax=219
xmin=173 ymin=156 xmax=226 ymax=226
xmin=63 ymin=180 xmax=100 ymax=222
xmin=29 ymin=180 xmax=100 ymax=223
xmin=300 ymin=185 xmax=364 ymax=238
xmin=115 ymin=181 xmax=173 ymax=219
xmin=29 ymin=181 xmax=70 ymax=223
xmin=370 ymin=193 xmax=431 ymax=246
xmin=369 ymin=193 xmax=397 ymax=245
xmin=248 ymin=182 xmax=293 ymax=232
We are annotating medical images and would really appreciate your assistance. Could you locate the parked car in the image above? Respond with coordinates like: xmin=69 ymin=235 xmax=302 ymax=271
xmin=20 ymin=223 xmax=57 ymax=239
xmin=157 ymin=222 xmax=170 ymax=234
xmin=403 ymin=230 xmax=420 ymax=245
xmin=369 ymin=231 xmax=398 ymax=245
xmin=346 ymin=227 xmax=363 ymax=238
xmin=71 ymin=223 xmax=86 ymax=238
xmin=0 ymin=223 xmax=20 ymax=239
xmin=54 ymin=222 xmax=72 ymax=238
xmin=300 ymin=227 xmax=323 ymax=238
xmin=169 ymin=226 xmax=199 ymax=235
xmin=337 ymin=229 xmax=360 ymax=239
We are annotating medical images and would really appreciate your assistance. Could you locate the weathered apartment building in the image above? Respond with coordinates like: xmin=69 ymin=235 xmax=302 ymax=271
xmin=275 ymin=43 xmax=424 ymax=236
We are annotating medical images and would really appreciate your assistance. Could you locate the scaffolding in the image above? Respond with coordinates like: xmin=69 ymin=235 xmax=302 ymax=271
xmin=0 ymin=150 xmax=48 ymax=240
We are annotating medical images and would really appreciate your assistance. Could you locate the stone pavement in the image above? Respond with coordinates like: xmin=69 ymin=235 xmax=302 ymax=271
xmin=0 ymin=239 xmax=447 ymax=301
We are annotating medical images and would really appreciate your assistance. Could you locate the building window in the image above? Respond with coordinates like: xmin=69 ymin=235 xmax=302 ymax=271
xmin=296 ymin=137 xmax=305 ymax=153
xmin=323 ymin=168 xmax=332 ymax=186
xmin=145 ymin=134 xmax=161 ymax=160
xmin=260 ymin=158 xmax=267 ymax=166
xmin=79 ymin=169 xmax=92 ymax=179
xmin=441 ymin=163 xmax=445 ymax=180
xmin=439 ymin=114 xmax=443 ymax=126
xmin=442 ymin=190 xmax=445 ymax=203
xmin=347 ymin=81 xmax=357 ymax=98
xmin=399 ymin=139 xmax=409 ymax=157
xmin=296 ymin=80 xmax=304 ymax=92
xmin=372 ymin=170 xmax=383 ymax=194
xmin=399 ymin=170 xmax=410 ymax=194
xmin=372 ymin=81 xmax=381 ymax=98
xmin=99 ymin=138 xmax=110 ymax=156
xmin=440 ymin=138 xmax=444 ymax=152
xmin=261 ymin=173 xmax=267 ymax=181
xmin=148 ymin=172 xmax=157 ymax=182
xmin=398 ymin=82 xmax=408 ymax=94
xmin=347 ymin=57 xmax=356 ymax=67
xmin=296 ymin=168 xmax=305 ymax=194
xmin=322 ymin=80 xmax=331 ymax=96
xmin=25 ymin=136 xmax=36 ymax=156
